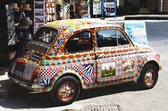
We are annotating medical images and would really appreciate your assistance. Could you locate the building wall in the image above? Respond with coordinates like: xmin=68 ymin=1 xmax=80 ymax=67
xmin=118 ymin=0 xmax=139 ymax=7
xmin=147 ymin=0 xmax=159 ymax=13
xmin=119 ymin=0 xmax=124 ymax=7
xmin=163 ymin=0 xmax=168 ymax=13
xmin=131 ymin=0 xmax=139 ymax=6
xmin=118 ymin=0 xmax=162 ymax=14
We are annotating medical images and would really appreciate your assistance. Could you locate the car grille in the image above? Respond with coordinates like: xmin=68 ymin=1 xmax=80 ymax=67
xmin=30 ymin=52 xmax=42 ymax=62
xmin=26 ymin=41 xmax=49 ymax=52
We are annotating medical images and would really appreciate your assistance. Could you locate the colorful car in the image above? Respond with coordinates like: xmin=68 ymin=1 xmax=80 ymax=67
xmin=8 ymin=19 xmax=161 ymax=105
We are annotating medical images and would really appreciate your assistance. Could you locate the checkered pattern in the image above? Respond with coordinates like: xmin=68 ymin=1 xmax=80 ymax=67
xmin=23 ymin=62 xmax=37 ymax=81
xmin=37 ymin=67 xmax=63 ymax=86
xmin=38 ymin=67 xmax=63 ymax=79
xmin=69 ymin=65 xmax=82 ymax=73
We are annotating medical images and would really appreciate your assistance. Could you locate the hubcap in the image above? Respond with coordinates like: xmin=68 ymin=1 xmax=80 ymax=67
xmin=144 ymin=69 xmax=154 ymax=86
xmin=58 ymin=82 xmax=75 ymax=102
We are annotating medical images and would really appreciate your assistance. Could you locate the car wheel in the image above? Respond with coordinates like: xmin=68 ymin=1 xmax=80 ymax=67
xmin=49 ymin=76 xmax=80 ymax=105
xmin=138 ymin=64 xmax=158 ymax=89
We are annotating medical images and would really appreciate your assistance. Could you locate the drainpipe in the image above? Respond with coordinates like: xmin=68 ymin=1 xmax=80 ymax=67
xmin=101 ymin=0 xmax=104 ymax=18
xmin=159 ymin=0 xmax=163 ymax=13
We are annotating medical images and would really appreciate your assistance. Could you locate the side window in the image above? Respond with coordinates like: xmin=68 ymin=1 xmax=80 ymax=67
xmin=97 ymin=29 xmax=117 ymax=47
xmin=116 ymin=30 xmax=129 ymax=45
xmin=65 ymin=31 xmax=93 ymax=53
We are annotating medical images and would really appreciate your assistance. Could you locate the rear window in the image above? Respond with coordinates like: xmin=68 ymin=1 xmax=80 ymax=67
xmin=33 ymin=27 xmax=58 ymax=44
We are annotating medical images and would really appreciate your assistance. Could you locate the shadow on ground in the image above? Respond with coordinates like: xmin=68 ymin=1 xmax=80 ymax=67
xmin=0 ymin=80 xmax=144 ymax=109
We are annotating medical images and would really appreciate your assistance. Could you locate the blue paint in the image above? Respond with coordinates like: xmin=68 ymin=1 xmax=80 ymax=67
xmin=55 ymin=73 xmax=59 ymax=77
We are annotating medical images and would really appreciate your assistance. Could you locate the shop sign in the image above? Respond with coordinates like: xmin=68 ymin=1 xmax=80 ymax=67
xmin=124 ymin=21 xmax=148 ymax=45
xmin=93 ymin=0 xmax=101 ymax=15
xmin=104 ymin=2 xmax=115 ymax=16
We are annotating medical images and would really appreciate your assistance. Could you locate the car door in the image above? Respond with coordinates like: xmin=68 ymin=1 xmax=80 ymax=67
xmin=95 ymin=27 xmax=138 ymax=83
xmin=95 ymin=27 xmax=120 ymax=83
xmin=64 ymin=30 xmax=97 ymax=85
xmin=116 ymin=29 xmax=139 ymax=80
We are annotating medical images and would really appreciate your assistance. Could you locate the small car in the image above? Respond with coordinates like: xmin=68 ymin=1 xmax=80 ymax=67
xmin=8 ymin=19 xmax=161 ymax=105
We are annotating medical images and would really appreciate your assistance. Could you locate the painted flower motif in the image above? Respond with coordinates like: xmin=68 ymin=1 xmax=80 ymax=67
xmin=68 ymin=55 xmax=75 ymax=59
xmin=76 ymin=54 xmax=82 ymax=58
xmin=89 ymin=52 xmax=95 ymax=56
xmin=82 ymin=53 xmax=87 ymax=57
xmin=60 ymin=55 xmax=67 ymax=59
xmin=53 ymin=56 xmax=60 ymax=60
xmin=46 ymin=56 xmax=52 ymax=60
xmin=104 ymin=51 xmax=110 ymax=54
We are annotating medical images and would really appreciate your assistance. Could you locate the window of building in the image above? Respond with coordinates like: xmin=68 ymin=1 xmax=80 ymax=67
xmin=65 ymin=31 xmax=93 ymax=53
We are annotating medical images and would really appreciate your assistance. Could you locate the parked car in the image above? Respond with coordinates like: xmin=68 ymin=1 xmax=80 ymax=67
xmin=8 ymin=19 xmax=161 ymax=105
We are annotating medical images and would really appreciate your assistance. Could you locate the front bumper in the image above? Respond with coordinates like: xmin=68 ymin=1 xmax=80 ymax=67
xmin=8 ymin=74 xmax=47 ymax=93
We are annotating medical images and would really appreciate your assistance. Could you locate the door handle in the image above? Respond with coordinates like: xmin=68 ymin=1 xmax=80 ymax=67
xmin=95 ymin=54 xmax=103 ymax=59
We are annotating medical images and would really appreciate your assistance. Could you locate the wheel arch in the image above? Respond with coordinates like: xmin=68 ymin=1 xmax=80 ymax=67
xmin=49 ymin=73 xmax=82 ymax=105
xmin=56 ymin=73 xmax=83 ymax=89
xmin=143 ymin=60 xmax=160 ymax=71
xmin=138 ymin=60 xmax=159 ymax=89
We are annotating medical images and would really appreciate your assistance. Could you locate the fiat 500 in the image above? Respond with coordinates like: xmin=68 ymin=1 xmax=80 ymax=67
xmin=8 ymin=19 xmax=161 ymax=105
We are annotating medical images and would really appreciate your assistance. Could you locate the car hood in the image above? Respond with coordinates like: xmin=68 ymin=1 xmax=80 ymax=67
xmin=135 ymin=44 xmax=154 ymax=52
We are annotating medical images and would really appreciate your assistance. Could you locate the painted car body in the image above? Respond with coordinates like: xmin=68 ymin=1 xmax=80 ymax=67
xmin=8 ymin=19 xmax=161 ymax=93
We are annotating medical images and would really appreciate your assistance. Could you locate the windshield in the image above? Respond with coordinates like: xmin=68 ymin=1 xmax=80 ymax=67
xmin=33 ymin=27 xmax=58 ymax=44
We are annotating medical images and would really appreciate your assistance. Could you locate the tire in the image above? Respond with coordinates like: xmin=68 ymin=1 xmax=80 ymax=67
xmin=138 ymin=64 xmax=158 ymax=89
xmin=49 ymin=76 xmax=80 ymax=105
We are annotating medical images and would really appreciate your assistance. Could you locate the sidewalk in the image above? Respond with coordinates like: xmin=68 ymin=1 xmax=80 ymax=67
xmin=124 ymin=14 xmax=168 ymax=20
xmin=0 ymin=67 xmax=9 ymax=97
xmin=0 ymin=67 xmax=9 ymax=82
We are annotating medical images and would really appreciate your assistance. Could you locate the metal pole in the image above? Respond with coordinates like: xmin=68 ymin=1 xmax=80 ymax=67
xmin=101 ymin=0 xmax=104 ymax=18
xmin=114 ymin=0 xmax=117 ymax=18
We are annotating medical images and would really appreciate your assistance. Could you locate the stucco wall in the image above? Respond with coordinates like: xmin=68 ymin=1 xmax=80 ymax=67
xmin=118 ymin=0 xmax=140 ymax=7
xmin=163 ymin=0 xmax=168 ymax=13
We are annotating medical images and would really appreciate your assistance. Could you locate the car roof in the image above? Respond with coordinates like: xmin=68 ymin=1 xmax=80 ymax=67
xmin=44 ymin=19 xmax=122 ymax=33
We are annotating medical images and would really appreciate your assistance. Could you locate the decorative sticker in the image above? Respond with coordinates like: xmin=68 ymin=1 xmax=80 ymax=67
xmin=101 ymin=62 xmax=116 ymax=78
xmin=122 ymin=59 xmax=134 ymax=74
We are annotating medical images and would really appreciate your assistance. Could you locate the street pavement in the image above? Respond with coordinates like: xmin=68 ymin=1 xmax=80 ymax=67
xmin=0 ymin=20 xmax=168 ymax=111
